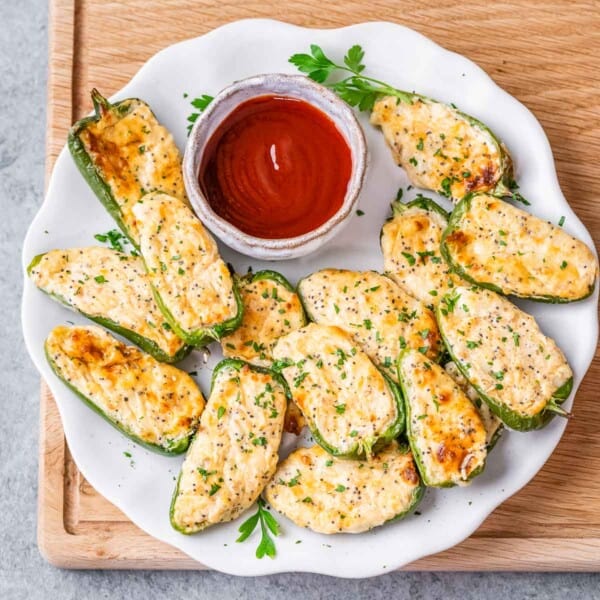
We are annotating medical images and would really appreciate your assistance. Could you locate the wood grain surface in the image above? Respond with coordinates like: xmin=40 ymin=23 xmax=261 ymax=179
xmin=39 ymin=0 xmax=600 ymax=570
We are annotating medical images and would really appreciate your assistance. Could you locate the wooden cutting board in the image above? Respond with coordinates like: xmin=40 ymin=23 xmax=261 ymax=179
xmin=39 ymin=0 xmax=600 ymax=570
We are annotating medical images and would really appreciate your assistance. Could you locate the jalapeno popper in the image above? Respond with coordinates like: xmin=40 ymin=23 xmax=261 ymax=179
xmin=444 ymin=361 xmax=503 ymax=450
xmin=68 ymin=89 xmax=187 ymax=247
xmin=45 ymin=326 xmax=204 ymax=454
xmin=371 ymin=96 xmax=515 ymax=202
xmin=221 ymin=270 xmax=306 ymax=367
xmin=436 ymin=286 xmax=573 ymax=431
xmin=441 ymin=193 xmax=598 ymax=303
xmin=170 ymin=359 xmax=287 ymax=534
xmin=264 ymin=442 xmax=424 ymax=534
xmin=398 ymin=350 xmax=487 ymax=487
xmin=290 ymin=44 xmax=518 ymax=203
xmin=133 ymin=192 xmax=243 ymax=347
xmin=380 ymin=197 xmax=462 ymax=306
xmin=272 ymin=323 xmax=404 ymax=459
xmin=297 ymin=269 xmax=442 ymax=381
xmin=28 ymin=247 xmax=189 ymax=363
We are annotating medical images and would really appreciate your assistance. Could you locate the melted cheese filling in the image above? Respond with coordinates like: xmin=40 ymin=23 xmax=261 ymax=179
xmin=272 ymin=323 xmax=399 ymax=455
xmin=371 ymin=96 xmax=503 ymax=199
xmin=171 ymin=363 xmax=286 ymax=533
xmin=133 ymin=192 xmax=237 ymax=332
xmin=444 ymin=194 xmax=598 ymax=300
xmin=444 ymin=361 xmax=503 ymax=447
xmin=438 ymin=286 xmax=572 ymax=417
xmin=298 ymin=269 xmax=441 ymax=381
xmin=30 ymin=247 xmax=186 ymax=357
xmin=381 ymin=205 xmax=462 ymax=306
xmin=399 ymin=350 xmax=487 ymax=486
xmin=45 ymin=326 xmax=204 ymax=448
xmin=264 ymin=442 xmax=421 ymax=534
xmin=221 ymin=276 xmax=305 ymax=367
xmin=79 ymin=100 xmax=187 ymax=243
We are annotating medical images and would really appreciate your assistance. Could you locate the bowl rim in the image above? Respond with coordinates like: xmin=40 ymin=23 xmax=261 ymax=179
xmin=182 ymin=73 xmax=367 ymax=256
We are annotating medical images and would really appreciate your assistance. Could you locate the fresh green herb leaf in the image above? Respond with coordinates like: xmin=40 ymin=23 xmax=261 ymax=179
xmin=186 ymin=94 xmax=214 ymax=134
xmin=440 ymin=291 xmax=461 ymax=315
xmin=236 ymin=497 xmax=280 ymax=559
xmin=401 ymin=251 xmax=416 ymax=266
xmin=197 ymin=467 xmax=217 ymax=481
xmin=289 ymin=44 xmax=413 ymax=111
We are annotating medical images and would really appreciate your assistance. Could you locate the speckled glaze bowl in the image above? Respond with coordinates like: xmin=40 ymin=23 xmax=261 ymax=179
xmin=183 ymin=73 xmax=367 ymax=260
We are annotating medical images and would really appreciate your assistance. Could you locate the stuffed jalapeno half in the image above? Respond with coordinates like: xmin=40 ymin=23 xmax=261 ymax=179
xmin=272 ymin=323 xmax=404 ymax=459
xmin=444 ymin=361 xmax=503 ymax=451
xmin=45 ymin=325 xmax=204 ymax=455
xmin=221 ymin=270 xmax=306 ymax=367
xmin=398 ymin=349 xmax=487 ymax=487
xmin=380 ymin=197 xmax=463 ymax=306
xmin=170 ymin=359 xmax=287 ymax=534
xmin=68 ymin=89 xmax=187 ymax=247
xmin=436 ymin=286 xmax=573 ymax=431
xmin=297 ymin=269 xmax=442 ymax=382
xmin=441 ymin=193 xmax=598 ymax=303
xmin=371 ymin=95 xmax=516 ymax=202
xmin=133 ymin=192 xmax=242 ymax=347
xmin=264 ymin=441 xmax=424 ymax=534
xmin=28 ymin=247 xmax=190 ymax=363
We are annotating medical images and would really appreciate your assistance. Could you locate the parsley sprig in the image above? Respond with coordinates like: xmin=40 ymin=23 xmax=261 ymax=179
xmin=289 ymin=44 xmax=412 ymax=111
xmin=236 ymin=497 xmax=280 ymax=559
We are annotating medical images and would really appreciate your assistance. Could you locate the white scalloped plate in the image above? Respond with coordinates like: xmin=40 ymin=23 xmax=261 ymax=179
xmin=22 ymin=19 xmax=598 ymax=577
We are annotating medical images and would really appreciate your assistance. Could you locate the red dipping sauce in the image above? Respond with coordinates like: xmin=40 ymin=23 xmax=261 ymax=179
xmin=199 ymin=95 xmax=352 ymax=239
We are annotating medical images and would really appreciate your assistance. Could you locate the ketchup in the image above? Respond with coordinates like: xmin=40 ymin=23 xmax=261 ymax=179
xmin=199 ymin=95 xmax=352 ymax=239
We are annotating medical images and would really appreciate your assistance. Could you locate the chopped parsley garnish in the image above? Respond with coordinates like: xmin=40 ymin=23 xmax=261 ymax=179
xmin=401 ymin=251 xmax=416 ymax=266
xmin=197 ymin=467 xmax=217 ymax=481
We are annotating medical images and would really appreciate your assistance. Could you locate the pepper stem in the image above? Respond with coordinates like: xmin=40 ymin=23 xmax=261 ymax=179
xmin=546 ymin=399 xmax=571 ymax=418
xmin=91 ymin=88 xmax=111 ymax=117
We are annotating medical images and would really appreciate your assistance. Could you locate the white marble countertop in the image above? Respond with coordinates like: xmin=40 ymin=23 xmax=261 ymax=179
xmin=2 ymin=0 xmax=599 ymax=596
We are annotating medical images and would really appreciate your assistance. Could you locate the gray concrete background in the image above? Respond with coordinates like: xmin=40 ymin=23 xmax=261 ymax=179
xmin=1 ymin=1 xmax=599 ymax=598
